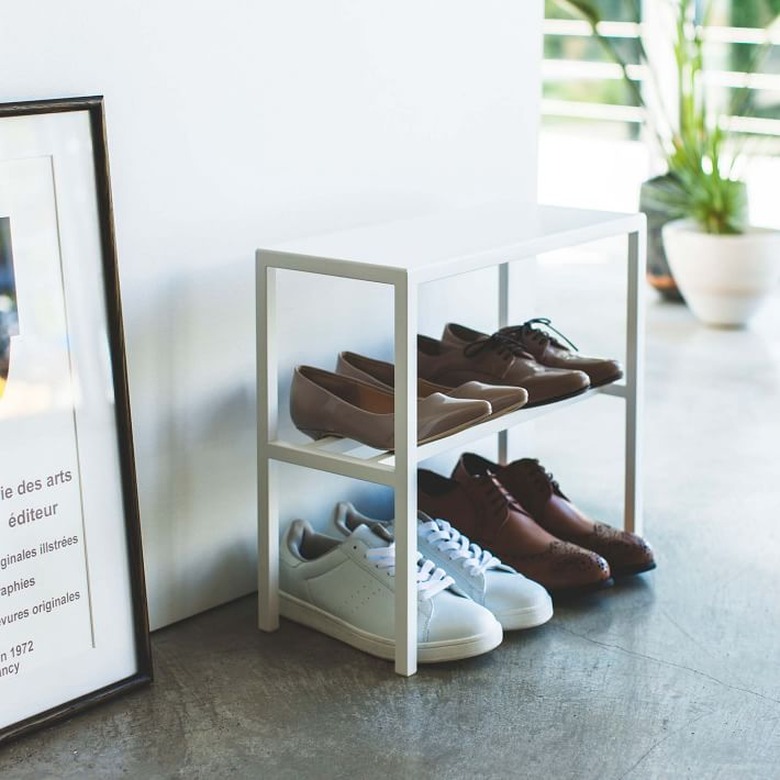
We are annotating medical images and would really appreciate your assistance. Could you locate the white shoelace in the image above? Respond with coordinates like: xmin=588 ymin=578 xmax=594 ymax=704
xmin=419 ymin=517 xmax=500 ymax=578
xmin=365 ymin=544 xmax=454 ymax=600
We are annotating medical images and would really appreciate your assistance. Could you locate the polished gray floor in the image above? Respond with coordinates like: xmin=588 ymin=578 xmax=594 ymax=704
xmin=3 ymin=262 xmax=780 ymax=779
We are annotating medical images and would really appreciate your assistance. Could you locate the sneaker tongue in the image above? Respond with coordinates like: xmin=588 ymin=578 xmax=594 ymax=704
xmin=348 ymin=522 xmax=394 ymax=548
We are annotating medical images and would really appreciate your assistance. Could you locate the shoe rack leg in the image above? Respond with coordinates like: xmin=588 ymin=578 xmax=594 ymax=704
xmin=257 ymin=260 xmax=280 ymax=631
xmin=624 ymin=229 xmax=646 ymax=535
xmin=393 ymin=274 xmax=418 ymax=677
xmin=259 ymin=459 xmax=280 ymax=631
xmin=497 ymin=261 xmax=509 ymax=464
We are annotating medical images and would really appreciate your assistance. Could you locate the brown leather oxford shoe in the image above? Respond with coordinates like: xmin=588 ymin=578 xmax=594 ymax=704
xmin=498 ymin=318 xmax=623 ymax=388
xmin=460 ymin=453 xmax=656 ymax=577
xmin=418 ymin=465 xmax=612 ymax=596
xmin=434 ymin=324 xmax=590 ymax=407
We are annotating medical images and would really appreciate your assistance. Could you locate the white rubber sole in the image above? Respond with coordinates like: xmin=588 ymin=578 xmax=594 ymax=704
xmin=280 ymin=591 xmax=502 ymax=663
xmin=493 ymin=597 xmax=554 ymax=631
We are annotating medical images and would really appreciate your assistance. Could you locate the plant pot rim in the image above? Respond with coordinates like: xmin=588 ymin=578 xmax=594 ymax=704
xmin=662 ymin=218 xmax=780 ymax=239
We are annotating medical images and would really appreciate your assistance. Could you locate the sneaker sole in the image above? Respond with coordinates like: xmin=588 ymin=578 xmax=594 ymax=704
xmin=280 ymin=591 xmax=502 ymax=663
xmin=493 ymin=597 xmax=554 ymax=631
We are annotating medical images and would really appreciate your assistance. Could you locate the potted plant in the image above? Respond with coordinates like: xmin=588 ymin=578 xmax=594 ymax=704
xmin=551 ymin=0 xmax=780 ymax=325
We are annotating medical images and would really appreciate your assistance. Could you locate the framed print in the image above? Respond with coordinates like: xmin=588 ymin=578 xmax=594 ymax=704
xmin=0 ymin=97 xmax=151 ymax=744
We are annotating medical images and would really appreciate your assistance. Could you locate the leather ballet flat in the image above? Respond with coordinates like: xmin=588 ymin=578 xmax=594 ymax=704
xmin=290 ymin=365 xmax=492 ymax=451
xmin=336 ymin=350 xmax=528 ymax=416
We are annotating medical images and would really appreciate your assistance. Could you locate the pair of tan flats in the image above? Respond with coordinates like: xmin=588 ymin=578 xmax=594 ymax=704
xmin=290 ymin=352 xmax=528 ymax=451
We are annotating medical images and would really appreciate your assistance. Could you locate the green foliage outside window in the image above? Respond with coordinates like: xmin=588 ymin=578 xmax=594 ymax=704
xmin=546 ymin=0 xmax=780 ymax=234
xmin=544 ymin=1 xmax=779 ymax=136
xmin=543 ymin=0 xmax=642 ymax=130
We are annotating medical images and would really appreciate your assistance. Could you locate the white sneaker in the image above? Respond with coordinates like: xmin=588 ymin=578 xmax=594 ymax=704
xmin=279 ymin=519 xmax=503 ymax=663
xmin=332 ymin=503 xmax=553 ymax=631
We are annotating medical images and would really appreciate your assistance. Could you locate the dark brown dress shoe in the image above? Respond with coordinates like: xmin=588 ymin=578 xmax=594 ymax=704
xmin=336 ymin=350 xmax=528 ymax=416
xmin=290 ymin=365 xmax=491 ymax=451
xmin=498 ymin=318 xmax=623 ymax=388
xmin=433 ymin=325 xmax=590 ymax=406
xmin=463 ymin=453 xmax=655 ymax=577
xmin=418 ymin=466 xmax=612 ymax=596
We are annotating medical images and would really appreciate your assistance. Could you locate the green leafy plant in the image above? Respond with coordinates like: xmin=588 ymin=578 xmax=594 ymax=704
xmin=551 ymin=0 xmax=779 ymax=234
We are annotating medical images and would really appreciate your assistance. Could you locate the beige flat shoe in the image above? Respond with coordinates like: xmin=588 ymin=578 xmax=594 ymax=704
xmin=290 ymin=365 xmax=491 ymax=451
xmin=336 ymin=350 xmax=528 ymax=416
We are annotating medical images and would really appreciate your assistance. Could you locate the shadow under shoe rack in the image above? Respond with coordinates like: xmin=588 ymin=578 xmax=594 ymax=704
xmin=256 ymin=201 xmax=646 ymax=676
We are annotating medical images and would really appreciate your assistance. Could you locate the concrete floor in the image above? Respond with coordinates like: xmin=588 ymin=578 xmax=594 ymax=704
xmin=3 ymin=262 xmax=780 ymax=779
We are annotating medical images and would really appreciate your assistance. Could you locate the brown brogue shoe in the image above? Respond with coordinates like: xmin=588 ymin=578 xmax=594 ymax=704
xmin=467 ymin=453 xmax=655 ymax=577
xmin=498 ymin=318 xmax=622 ymax=388
xmin=435 ymin=324 xmax=590 ymax=406
xmin=418 ymin=466 xmax=612 ymax=596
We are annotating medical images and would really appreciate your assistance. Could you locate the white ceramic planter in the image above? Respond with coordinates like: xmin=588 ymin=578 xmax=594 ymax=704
xmin=662 ymin=219 xmax=780 ymax=327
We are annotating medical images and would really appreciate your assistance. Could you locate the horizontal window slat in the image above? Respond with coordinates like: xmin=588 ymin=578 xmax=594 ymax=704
xmin=541 ymin=100 xmax=780 ymax=138
xmin=543 ymin=19 xmax=640 ymax=38
xmin=543 ymin=59 xmax=780 ymax=93
xmin=703 ymin=70 xmax=780 ymax=92
xmin=691 ymin=25 xmax=780 ymax=46
xmin=541 ymin=99 xmax=645 ymax=123
xmin=723 ymin=115 xmax=780 ymax=136
xmin=542 ymin=59 xmax=645 ymax=81
xmin=543 ymin=19 xmax=780 ymax=46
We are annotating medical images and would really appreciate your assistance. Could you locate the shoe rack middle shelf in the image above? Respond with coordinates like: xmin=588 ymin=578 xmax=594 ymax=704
xmin=256 ymin=200 xmax=646 ymax=677
xmin=265 ymin=381 xmax=627 ymax=485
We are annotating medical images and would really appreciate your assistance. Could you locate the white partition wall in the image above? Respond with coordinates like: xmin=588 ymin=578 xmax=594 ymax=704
xmin=0 ymin=1 xmax=544 ymax=628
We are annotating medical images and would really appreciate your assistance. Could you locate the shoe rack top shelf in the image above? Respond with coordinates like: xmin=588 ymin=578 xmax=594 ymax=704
xmin=258 ymin=201 xmax=645 ymax=283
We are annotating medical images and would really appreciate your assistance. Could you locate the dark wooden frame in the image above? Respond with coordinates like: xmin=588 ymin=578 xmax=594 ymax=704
xmin=0 ymin=96 xmax=152 ymax=745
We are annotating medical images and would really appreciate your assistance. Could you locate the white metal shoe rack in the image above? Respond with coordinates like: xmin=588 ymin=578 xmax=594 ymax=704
xmin=256 ymin=201 xmax=646 ymax=677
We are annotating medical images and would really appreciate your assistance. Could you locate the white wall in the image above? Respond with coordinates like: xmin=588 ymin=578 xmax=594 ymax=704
xmin=0 ymin=1 xmax=544 ymax=629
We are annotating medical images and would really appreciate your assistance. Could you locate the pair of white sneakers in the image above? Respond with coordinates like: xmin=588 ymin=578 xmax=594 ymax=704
xmin=278 ymin=502 xmax=553 ymax=663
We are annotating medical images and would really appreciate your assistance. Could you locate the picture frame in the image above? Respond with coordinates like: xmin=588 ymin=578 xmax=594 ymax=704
xmin=0 ymin=96 xmax=151 ymax=744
